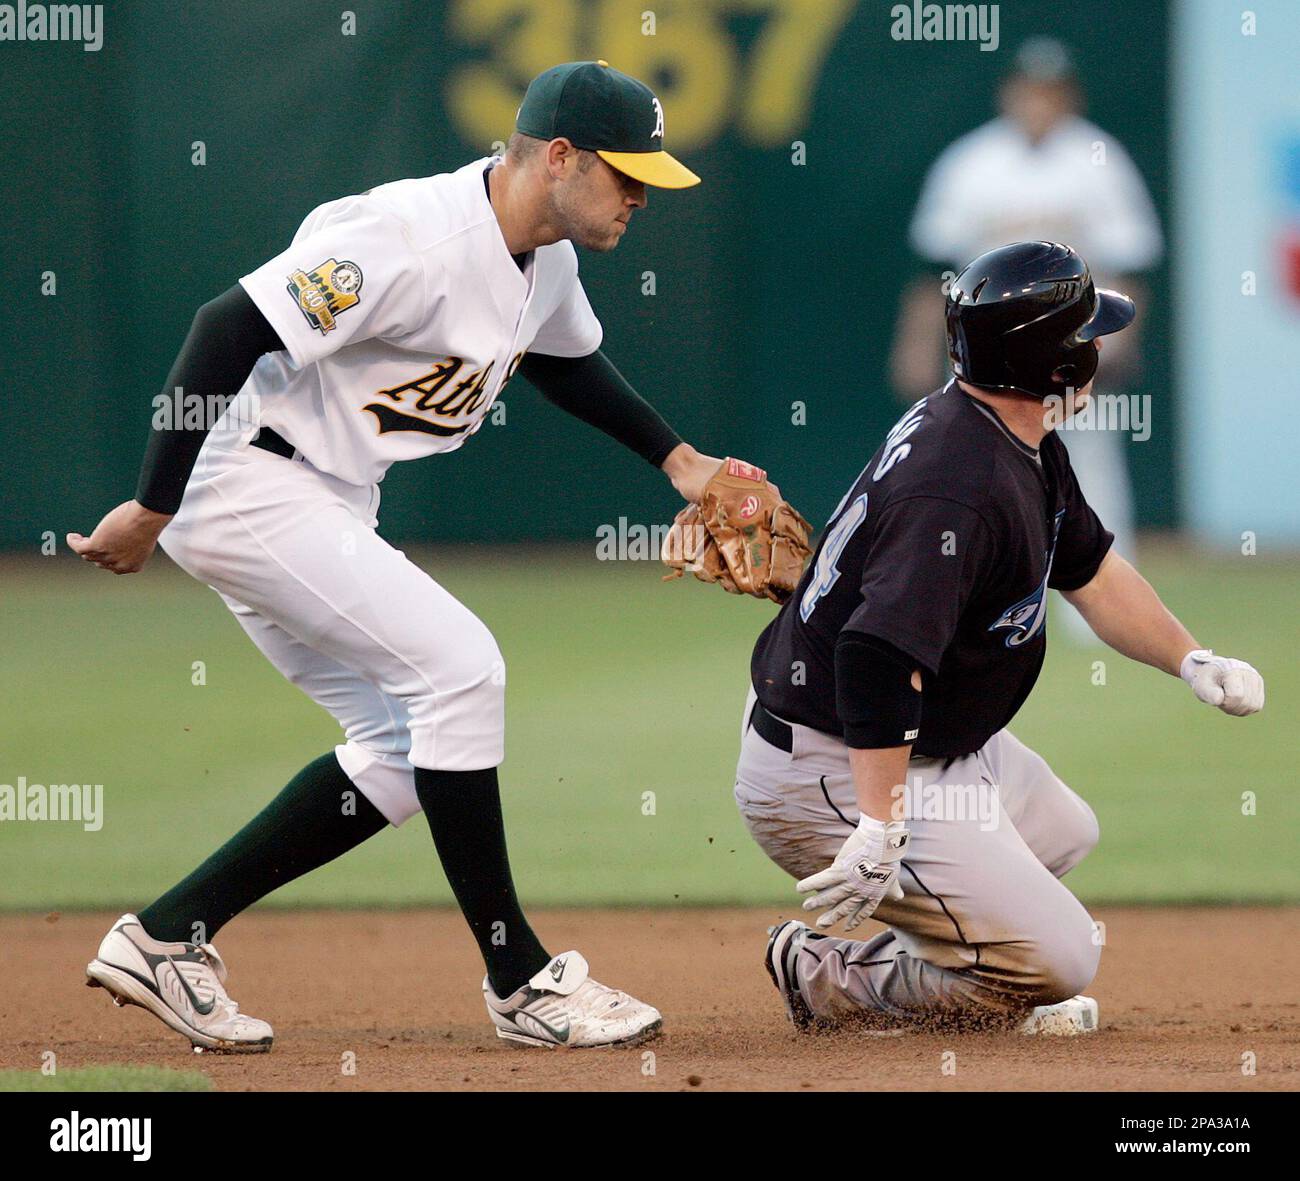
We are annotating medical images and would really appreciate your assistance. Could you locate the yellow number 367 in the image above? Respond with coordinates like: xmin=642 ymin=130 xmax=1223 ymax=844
xmin=446 ymin=0 xmax=855 ymax=151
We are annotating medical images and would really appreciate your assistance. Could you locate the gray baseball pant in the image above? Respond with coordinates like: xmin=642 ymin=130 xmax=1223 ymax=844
xmin=734 ymin=688 xmax=1102 ymax=1027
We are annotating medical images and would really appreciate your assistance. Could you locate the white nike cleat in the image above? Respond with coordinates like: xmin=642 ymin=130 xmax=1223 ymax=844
xmin=85 ymin=913 xmax=273 ymax=1053
xmin=1020 ymin=994 xmax=1099 ymax=1036
xmin=483 ymin=951 xmax=663 ymax=1049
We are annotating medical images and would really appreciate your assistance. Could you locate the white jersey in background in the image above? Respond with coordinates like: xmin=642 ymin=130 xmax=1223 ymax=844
xmin=910 ymin=115 xmax=1163 ymax=593
xmin=230 ymin=156 xmax=603 ymax=487
xmin=909 ymin=115 xmax=1163 ymax=273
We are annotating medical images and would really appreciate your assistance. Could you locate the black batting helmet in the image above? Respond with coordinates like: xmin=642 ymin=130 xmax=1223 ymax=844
xmin=945 ymin=241 xmax=1135 ymax=399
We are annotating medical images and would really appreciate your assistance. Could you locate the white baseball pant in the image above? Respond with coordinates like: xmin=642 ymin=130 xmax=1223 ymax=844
xmin=158 ymin=434 xmax=506 ymax=826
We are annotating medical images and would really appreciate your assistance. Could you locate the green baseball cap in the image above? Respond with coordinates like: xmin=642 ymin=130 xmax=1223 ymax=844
xmin=515 ymin=60 xmax=700 ymax=189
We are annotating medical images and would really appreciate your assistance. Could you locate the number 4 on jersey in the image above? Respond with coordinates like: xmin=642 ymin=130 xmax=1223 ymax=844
xmin=800 ymin=493 xmax=868 ymax=621
xmin=799 ymin=399 xmax=928 ymax=622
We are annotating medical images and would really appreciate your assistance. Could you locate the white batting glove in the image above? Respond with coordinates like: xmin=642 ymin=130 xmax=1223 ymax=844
xmin=1180 ymin=650 xmax=1265 ymax=717
xmin=796 ymin=815 xmax=910 ymax=931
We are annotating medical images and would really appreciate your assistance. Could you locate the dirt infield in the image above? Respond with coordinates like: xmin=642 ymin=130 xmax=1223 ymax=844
xmin=3 ymin=908 xmax=1296 ymax=1092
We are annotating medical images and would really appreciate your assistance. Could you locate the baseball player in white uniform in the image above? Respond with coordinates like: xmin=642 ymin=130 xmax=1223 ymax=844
xmin=891 ymin=38 xmax=1163 ymax=638
xmin=71 ymin=61 xmax=742 ymax=1052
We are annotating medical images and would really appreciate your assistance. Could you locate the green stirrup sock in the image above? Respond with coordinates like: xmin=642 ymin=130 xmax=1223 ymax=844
xmin=138 ymin=752 xmax=388 ymax=944
xmin=414 ymin=766 xmax=551 ymax=997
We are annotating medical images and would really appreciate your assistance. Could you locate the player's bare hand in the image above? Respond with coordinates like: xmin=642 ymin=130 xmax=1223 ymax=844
xmin=661 ymin=444 xmax=782 ymax=503
xmin=67 ymin=500 xmax=173 ymax=574
xmin=1180 ymin=650 xmax=1265 ymax=716
xmin=661 ymin=443 xmax=724 ymax=502
xmin=797 ymin=815 xmax=910 ymax=931
xmin=660 ymin=437 xmax=769 ymax=502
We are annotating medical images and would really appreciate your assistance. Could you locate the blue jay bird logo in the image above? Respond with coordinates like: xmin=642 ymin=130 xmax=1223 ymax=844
xmin=989 ymin=509 xmax=1066 ymax=648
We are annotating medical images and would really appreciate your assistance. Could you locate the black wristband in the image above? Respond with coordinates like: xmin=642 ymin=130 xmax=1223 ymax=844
xmin=834 ymin=631 xmax=923 ymax=749
xmin=520 ymin=349 xmax=682 ymax=467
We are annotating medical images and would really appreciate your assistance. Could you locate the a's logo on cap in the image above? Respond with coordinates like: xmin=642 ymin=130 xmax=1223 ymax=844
xmin=651 ymin=96 xmax=664 ymax=140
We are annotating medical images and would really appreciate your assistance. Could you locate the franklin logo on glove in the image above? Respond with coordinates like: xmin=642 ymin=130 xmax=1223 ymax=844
xmin=797 ymin=815 xmax=911 ymax=932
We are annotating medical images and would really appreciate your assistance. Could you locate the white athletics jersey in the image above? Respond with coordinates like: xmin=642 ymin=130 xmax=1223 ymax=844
xmin=909 ymin=116 xmax=1163 ymax=275
xmin=234 ymin=157 xmax=603 ymax=486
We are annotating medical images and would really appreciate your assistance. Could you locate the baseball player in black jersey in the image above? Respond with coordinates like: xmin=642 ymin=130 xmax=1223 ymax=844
xmin=742 ymin=242 xmax=1265 ymax=1034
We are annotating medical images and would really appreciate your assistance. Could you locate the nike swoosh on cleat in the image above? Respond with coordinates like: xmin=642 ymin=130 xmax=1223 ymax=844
xmin=120 ymin=926 xmax=218 ymax=1017
xmin=515 ymin=1011 xmax=570 ymax=1043
xmin=164 ymin=955 xmax=217 ymax=1016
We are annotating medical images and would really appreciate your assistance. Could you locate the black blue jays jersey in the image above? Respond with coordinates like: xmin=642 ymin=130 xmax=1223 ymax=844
xmin=751 ymin=382 xmax=1113 ymax=758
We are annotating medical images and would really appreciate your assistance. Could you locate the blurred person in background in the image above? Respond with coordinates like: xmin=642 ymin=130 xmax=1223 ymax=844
xmin=890 ymin=38 xmax=1162 ymax=641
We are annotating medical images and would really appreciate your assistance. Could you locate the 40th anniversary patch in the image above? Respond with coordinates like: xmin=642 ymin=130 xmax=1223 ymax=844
xmin=286 ymin=258 xmax=363 ymax=335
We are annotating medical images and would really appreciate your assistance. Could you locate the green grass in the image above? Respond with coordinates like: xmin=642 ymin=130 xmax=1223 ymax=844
xmin=0 ymin=1066 xmax=212 ymax=1092
xmin=0 ymin=544 xmax=1295 ymax=908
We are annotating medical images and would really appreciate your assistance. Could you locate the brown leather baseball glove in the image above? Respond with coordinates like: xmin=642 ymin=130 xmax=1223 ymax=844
xmin=661 ymin=458 xmax=812 ymax=603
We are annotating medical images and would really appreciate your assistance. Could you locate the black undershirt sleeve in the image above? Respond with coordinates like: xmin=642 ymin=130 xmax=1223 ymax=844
xmin=135 ymin=284 xmax=285 ymax=515
xmin=519 ymin=350 xmax=682 ymax=468
xmin=834 ymin=631 xmax=924 ymax=749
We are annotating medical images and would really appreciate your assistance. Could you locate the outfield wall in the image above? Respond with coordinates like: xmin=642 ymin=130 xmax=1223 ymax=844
xmin=2 ymin=0 xmax=1172 ymax=548
xmin=1174 ymin=0 xmax=1300 ymax=546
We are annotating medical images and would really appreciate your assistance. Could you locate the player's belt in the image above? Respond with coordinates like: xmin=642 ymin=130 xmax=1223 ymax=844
xmin=748 ymin=699 xmax=794 ymax=753
xmin=751 ymin=696 xmax=957 ymax=766
xmin=754 ymin=697 xmax=935 ymax=759
xmin=250 ymin=427 xmax=299 ymax=460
